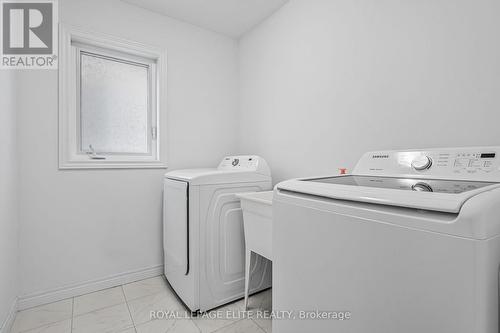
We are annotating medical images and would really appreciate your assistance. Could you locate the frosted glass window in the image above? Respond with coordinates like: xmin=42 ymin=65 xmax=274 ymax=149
xmin=80 ymin=53 xmax=150 ymax=154
xmin=59 ymin=27 xmax=165 ymax=169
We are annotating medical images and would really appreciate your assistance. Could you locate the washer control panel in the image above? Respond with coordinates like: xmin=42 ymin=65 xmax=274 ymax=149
xmin=353 ymin=147 xmax=500 ymax=181
xmin=452 ymin=152 xmax=496 ymax=172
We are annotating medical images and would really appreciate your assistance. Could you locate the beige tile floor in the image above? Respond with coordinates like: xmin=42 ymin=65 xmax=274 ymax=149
xmin=9 ymin=277 xmax=272 ymax=333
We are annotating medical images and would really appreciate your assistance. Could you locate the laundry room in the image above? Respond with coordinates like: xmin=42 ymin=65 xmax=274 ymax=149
xmin=1 ymin=0 xmax=499 ymax=333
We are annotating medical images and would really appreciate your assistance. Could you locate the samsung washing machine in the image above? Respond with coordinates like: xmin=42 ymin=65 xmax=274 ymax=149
xmin=274 ymin=147 xmax=500 ymax=333
xmin=163 ymin=155 xmax=272 ymax=312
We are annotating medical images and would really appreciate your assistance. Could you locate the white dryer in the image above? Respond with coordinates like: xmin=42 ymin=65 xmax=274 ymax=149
xmin=163 ymin=156 xmax=272 ymax=312
xmin=274 ymin=147 xmax=500 ymax=333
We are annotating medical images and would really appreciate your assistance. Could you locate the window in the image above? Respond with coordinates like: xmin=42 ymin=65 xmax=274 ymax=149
xmin=59 ymin=25 xmax=167 ymax=169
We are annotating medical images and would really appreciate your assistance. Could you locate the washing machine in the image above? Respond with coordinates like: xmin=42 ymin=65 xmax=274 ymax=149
xmin=274 ymin=147 xmax=500 ymax=333
xmin=163 ymin=155 xmax=272 ymax=312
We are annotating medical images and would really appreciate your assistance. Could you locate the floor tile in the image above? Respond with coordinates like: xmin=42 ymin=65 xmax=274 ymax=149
xmin=193 ymin=300 xmax=245 ymax=333
xmin=213 ymin=319 xmax=264 ymax=333
xmin=8 ymin=282 xmax=269 ymax=333
xmin=252 ymin=318 xmax=271 ymax=333
xmin=122 ymin=277 xmax=169 ymax=301
xmin=135 ymin=318 xmax=199 ymax=333
xmin=20 ymin=319 xmax=71 ymax=333
xmin=247 ymin=289 xmax=271 ymax=312
xmin=127 ymin=291 xmax=186 ymax=326
xmin=118 ymin=329 xmax=136 ymax=333
xmin=248 ymin=289 xmax=272 ymax=333
xmin=73 ymin=286 xmax=126 ymax=316
xmin=11 ymin=299 xmax=73 ymax=333
xmin=72 ymin=303 xmax=133 ymax=333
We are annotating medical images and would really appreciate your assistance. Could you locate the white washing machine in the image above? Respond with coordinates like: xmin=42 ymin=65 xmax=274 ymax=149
xmin=274 ymin=147 xmax=500 ymax=333
xmin=163 ymin=155 xmax=272 ymax=312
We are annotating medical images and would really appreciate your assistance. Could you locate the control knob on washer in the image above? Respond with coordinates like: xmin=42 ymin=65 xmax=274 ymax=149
xmin=411 ymin=155 xmax=432 ymax=171
xmin=411 ymin=182 xmax=433 ymax=192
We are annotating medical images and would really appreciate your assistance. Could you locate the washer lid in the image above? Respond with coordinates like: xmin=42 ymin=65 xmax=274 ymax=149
xmin=165 ymin=168 xmax=271 ymax=185
xmin=277 ymin=175 xmax=500 ymax=213
xmin=308 ymin=175 xmax=496 ymax=194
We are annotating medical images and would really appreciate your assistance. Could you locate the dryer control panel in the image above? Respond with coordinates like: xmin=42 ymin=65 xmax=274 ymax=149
xmin=218 ymin=155 xmax=271 ymax=176
xmin=353 ymin=147 xmax=500 ymax=181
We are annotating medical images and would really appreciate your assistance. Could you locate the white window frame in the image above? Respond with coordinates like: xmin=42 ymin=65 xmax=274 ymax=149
xmin=59 ymin=24 xmax=167 ymax=169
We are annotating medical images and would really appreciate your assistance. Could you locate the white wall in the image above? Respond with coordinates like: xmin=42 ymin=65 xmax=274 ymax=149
xmin=238 ymin=0 xmax=500 ymax=183
xmin=17 ymin=0 xmax=238 ymax=301
xmin=0 ymin=71 xmax=18 ymax=328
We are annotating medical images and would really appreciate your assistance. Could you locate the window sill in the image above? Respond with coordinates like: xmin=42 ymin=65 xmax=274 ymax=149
xmin=59 ymin=161 xmax=168 ymax=170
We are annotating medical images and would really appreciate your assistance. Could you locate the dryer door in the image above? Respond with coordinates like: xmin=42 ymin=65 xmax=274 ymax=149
xmin=163 ymin=178 xmax=199 ymax=311
xmin=164 ymin=178 xmax=189 ymax=276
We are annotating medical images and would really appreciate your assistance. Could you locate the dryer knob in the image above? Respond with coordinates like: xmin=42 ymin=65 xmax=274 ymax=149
xmin=411 ymin=155 xmax=432 ymax=171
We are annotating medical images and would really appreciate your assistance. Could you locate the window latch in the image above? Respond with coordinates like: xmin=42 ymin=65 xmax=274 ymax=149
xmin=151 ymin=127 xmax=157 ymax=140
xmin=86 ymin=145 xmax=106 ymax=160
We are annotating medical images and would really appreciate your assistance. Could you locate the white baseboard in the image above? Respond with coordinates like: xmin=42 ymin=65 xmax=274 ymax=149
xmin=0 ymin=297 xmax=18 ymax=333
xmin=18 ymin=265 xmax=163 ymax=311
